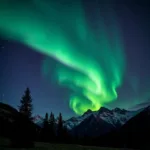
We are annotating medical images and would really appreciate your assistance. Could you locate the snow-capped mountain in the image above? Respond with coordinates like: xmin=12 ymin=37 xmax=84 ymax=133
xmin=63 ymin=109 xmax=93 ymax=130
xmin=32 ymin=115 xmax=61 ymax=127
xmin=33 ymin=106 xmax=143 ymax=131
xmin=64 ymin=107 xmax=143 ymax=130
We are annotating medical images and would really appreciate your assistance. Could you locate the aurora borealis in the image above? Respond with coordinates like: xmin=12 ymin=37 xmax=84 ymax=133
xmin=1 ymin=0 xmax=150 ymax=117
xmin=0 ymin=0 xmax=125 ymax=115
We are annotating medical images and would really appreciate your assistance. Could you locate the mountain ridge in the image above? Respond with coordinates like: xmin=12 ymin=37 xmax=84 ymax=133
xmin=64 ymin=106 xmax=143 ymax=130
xmin=33 ymin=106 xmax=144 ymax=131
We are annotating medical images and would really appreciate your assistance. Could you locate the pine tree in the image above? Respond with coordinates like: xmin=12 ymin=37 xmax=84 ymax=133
xmin=42 ymin=113 xmax=49 ymax=142
xmin=43 ymin=113 xmax=49 ymax=128
xmin=49 ymin=112 xmax=55 ymax=126
xmin=57 ymin=113 xmax=63 ymax=141
xmin=12 ymin=88 xmax=34 ymax=147
xmin=49 ymin=112 xmax=55 ymax=141
xmin=19 ymin=87 xmax=33 ymax=120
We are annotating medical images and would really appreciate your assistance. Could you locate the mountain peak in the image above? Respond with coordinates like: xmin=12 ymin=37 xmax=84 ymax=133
xmin=98 ymin=107 xmax=110 ymax=113
xmin=114 ymin=107 xmax=121 ymax=111
xmin=83 ymin=109 xmax=92 ymax=116
xmin=113 ymin=107 xmax=128 ymax=114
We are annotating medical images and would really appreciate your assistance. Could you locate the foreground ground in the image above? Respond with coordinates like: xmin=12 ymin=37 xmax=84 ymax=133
xmin=35 ymin=142 xmax=134 ymax=150
xmin=0 ymin=137 xmax=134 ymax=150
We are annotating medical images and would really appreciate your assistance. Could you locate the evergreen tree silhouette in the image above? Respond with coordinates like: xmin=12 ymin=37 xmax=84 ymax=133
xmin=49 ymin=112 xmax=55 ymax=141
xmin=12 ymin=87 xmax=34 ymax=148
xmin=57 ymin=113 xmax=63 ymax=141
xmin=18 ymin=87 xmax=33 ymax=120
xmin=42 ymin=112 xmax=49 ymax=142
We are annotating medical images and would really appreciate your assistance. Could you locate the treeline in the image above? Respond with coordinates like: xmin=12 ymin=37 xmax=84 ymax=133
xmin=2 ymin=87 xmax=149 ymax=149
xmin=10 ymin=87 xmax=72 ymax=148
xmin=40 ymin=112 xmax=70 ymax=143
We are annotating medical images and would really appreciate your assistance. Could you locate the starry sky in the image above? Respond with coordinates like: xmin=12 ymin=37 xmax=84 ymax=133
xmin=0 ymin=0 xmax=150 ymax=119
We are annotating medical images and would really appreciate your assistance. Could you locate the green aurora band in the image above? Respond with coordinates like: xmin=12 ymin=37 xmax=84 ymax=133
xmin=0 ymin=0 xmax=125 ymax=115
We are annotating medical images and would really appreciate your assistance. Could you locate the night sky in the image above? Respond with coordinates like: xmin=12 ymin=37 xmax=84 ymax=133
xmin=0 ymin=0 xmax=150 ymax=119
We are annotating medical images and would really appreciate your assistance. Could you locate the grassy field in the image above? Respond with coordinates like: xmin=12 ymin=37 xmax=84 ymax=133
xmin=0 ymin=137 xmax=134 ymax=150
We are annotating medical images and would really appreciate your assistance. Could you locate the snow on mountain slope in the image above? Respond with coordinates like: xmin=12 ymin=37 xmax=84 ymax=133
xmin=64 ymin=107 xmax=143 ymax=130
xmin=32 ymin=115 xmax=60 ymax=127
xmin=95 ymin=107 xmax=143 ymax=127
xmin=64 ymin=109 xmax=93 ymax=130
xmin=33 ymin=107 xmax=144 ymax=129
